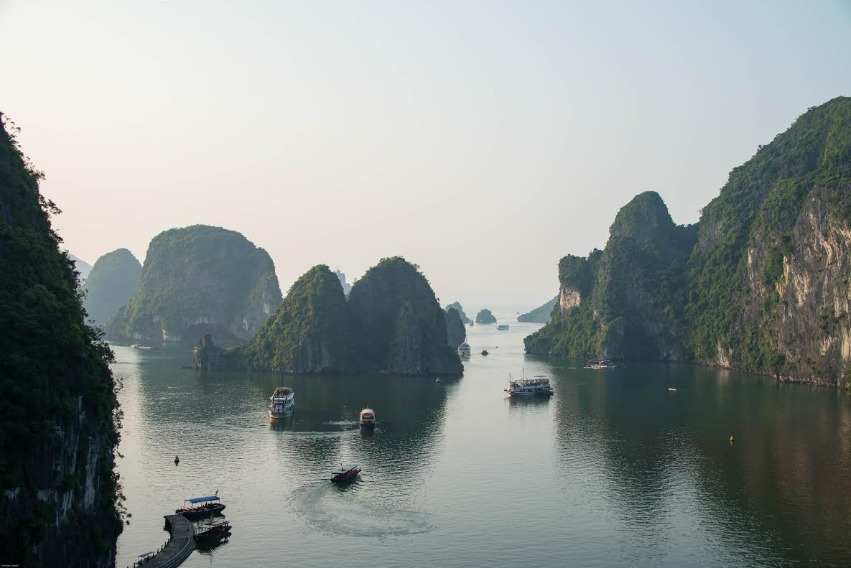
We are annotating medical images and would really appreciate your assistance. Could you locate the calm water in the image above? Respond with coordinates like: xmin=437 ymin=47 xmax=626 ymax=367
xmin=113 ymin=314 xmax=851 ymax=567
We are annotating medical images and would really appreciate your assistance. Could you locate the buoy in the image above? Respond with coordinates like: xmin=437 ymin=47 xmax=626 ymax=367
xmin=174 ymin=455 xmax=180 ymax=466
xmin=729 ymin=435 xmax=735 ymax=444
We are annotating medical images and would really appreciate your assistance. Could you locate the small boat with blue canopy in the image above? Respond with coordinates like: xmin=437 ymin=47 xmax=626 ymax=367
xmin=175 ymin=495 xmax=226 ymax=520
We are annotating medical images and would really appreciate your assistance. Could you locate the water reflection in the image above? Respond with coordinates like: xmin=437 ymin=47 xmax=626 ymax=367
xmin=542 ymin=358 xmax=851 ymax=566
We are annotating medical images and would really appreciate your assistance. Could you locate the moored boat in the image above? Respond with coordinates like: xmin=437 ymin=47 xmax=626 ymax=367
xmin=359 ymin=407 xmax=376 ymax=428
xmin=457 ymin=341 xmax=471 ymax=358
xmin=497 ymin=324 xmax=509 ymax=330
xmin=504 ymin=375 xmax=554 ymax=397
xmin=269 ymin=386 xmax=295 ymax=418
xmin=585 ymin=358 xmax=616 ymax=370
xmin=331 ymin=463 xmax=361 ymax=482
xmin=176 ymin=495 xmax=226 ymax=520
xmin=194 ymin=519 xmax=232 ymax=544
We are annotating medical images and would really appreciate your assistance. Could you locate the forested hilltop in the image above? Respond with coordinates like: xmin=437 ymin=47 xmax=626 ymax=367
xmin=201 ymin=259 xmax=463 ymax=376
xmin=526 ymin=97 xmax=851 ymax=387
xmin=83 ymin=248 xmax=142 ymax=327
xmin=107 ymin=225 xmax=282 ymax=346
xmin=0 ymin=117 xmax=122 ymax=565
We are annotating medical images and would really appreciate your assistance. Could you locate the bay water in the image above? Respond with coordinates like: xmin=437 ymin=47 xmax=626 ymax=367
xmin=114 ymin=314 xmax=851 ymax=567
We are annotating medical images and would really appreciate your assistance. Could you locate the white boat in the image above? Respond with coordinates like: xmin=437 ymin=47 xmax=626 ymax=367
xmin=497 ymin=324 xmax=509 ymax=330
xmin=457 ymin=341 xmax=471 ymax=358
xmin=359 ymin=407 xmax=376 ymax=428
xmin=505 ymin=375 xmax=554 ymax=397
xmin=269 ymin=386 xmax=295 ymax=418
xmin=585 ymin=358 xmax=616 ymax=370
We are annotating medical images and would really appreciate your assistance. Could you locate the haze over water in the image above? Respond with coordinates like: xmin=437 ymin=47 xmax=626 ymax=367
xmin=114 ymin=314 xmax=851 ymax=567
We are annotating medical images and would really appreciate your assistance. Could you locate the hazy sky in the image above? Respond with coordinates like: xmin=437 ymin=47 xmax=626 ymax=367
xmin=2 ymin=1 xmax=850 ymax=311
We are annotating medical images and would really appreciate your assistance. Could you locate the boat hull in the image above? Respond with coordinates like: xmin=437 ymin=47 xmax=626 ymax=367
xmin=331 ymin=467 xmax=361 ymax=482
xmin=176 ymin=503 xmax=226 ymax=520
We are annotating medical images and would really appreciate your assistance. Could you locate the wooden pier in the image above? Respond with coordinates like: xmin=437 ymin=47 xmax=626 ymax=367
xmin=129 ymin=514 xmax=195 ymax=568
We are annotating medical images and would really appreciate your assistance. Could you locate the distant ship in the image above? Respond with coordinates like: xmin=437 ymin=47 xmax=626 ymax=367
xmin=497 ymin=324 xmax=509 ymax=330
xmin=458 ymin=341 xmax=471 ymax=357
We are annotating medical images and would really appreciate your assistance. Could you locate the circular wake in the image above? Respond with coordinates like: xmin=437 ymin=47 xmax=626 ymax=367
xmin=288 ymin=482 xmax=436 ymax=538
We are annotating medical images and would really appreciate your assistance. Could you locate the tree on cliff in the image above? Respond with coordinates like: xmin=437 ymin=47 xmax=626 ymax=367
xmin=0 ymin=117 xmax=122 ymax=564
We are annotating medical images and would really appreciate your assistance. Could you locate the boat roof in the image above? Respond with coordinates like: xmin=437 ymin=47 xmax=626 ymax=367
xmin=334 ymin=463 xmax=359 ymax=472
xmin=184 ymin=495 xmax=220 ymax=504
xmin=273 ymin=386 xmax=293 ymax=394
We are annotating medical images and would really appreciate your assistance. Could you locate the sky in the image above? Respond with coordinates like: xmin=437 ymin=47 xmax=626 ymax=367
xmin=2 ymin=1 xmax=850 ymax=312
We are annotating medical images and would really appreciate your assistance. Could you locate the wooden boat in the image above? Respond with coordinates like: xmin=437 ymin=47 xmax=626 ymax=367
xmin=359 ymin=408 xmax=376 ymax=429
xmin=194 ymin=519 xmax=232 ymax=544
xmin=331 ymin=463 xmax=361 ymax=482
xmin=585 ymin=358 xmax=616 ymax=370
xmin=505 ymin=375 xmax=554 ymax=397
xmin=175 ymin=495 xmax=225 ymax=520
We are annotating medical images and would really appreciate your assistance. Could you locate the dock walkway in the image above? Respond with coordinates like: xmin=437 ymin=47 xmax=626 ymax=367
xmin=129 ymin=514 xmax=195 ymax=568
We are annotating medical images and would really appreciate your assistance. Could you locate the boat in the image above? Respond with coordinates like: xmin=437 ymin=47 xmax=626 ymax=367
xmin=504 ymin=375 xmax=554 ymax=397
xmin=130 ymin=344 xmax=154 ymax=350
xmin=585 ymin=358 xmax=616 ymax=370
xmin=457 ymin=341 xmax=471 ymax=358
xmin=481 ymin=350 xmax=489 ymax=356
xmin=194 ymin=519 xmax=232 ymax=544
xmin=175 ymin=495 xmax=225 ymax=520
xmin=359 ymin=407 xmax=376 ymax=428
xmin=268 ymin=386 xmax=295 ymax=418
xmin=497 ymin=324 xmax=509 ymax=330
xmin=331 ymin=463 xmax=361 ymax=482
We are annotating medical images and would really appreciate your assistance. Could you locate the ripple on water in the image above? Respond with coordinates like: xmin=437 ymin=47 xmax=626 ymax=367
xmin=288 ymin=481 xmax=436 ymax=539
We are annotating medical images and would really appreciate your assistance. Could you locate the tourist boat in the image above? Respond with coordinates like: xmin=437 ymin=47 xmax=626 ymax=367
xmin=504 ymin=375 xmax=554 ymax=397
xmin=497 ymin=324 xmax=509 ymax=330
xmin=457 ymin=341 xmax=471 ymax=358
xmin=585 ymin=358 xmax=616 ymax=370
xmin=269 ymin=386 xmax=295 ymax=418
xmin=194 ymin=519 xmax=232 ymax=544
xmin=481 ymin=350 xmax=489 ymax=356
xmin=331 ymin=463 xmax=361 ymax=482
xmin=175 ymin=495 xmax=225 ymax=520
xmin=359 ymin=407 xmax=376 ymax=429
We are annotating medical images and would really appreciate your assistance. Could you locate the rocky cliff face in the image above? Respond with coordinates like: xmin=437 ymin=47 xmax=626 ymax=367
xmin=348 ymin=257 xmax=463 ymax=376
xmin=107 ymin=225 xmax=282 ymax=346
xmin=475 ymin=309 xmax=497 ymax=324
xmin=445 ymin=301 xmax=470 ymax=324
xmin=526 ymin=97 xmax=851 ymax=386
xmin=83 ymin=248 xmax=142 ymax=327
xmin=445 ymin=307 xmax=467 ymax=349
xmin=0 ymin=117 xmax=121 ymax=565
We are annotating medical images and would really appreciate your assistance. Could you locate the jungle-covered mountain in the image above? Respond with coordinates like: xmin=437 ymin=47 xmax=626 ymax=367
xmin=69 ymin=253 xmax=92 ymax=282
xmin=107 ymin=225 xmax=282 ymax=346
xmin=526 ymin=97 xmax=851 ymax=386
xmin=0 ymin=117 xmax=121 ymax=565
xmin=212 ymin=258 xmax=463 ymax=376
xmin=518 ymin=297 xmax=557 ymax=323
xmin=83 ymin=248 xmax=142 ymax=327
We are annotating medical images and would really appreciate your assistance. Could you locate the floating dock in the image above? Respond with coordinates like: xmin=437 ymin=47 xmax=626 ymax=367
xmin=129 ymin=514 xmax=195 ymax=568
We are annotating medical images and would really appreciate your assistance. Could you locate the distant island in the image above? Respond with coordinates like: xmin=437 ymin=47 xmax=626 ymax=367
xmin=107 ymin=225 xmax=283 ymax=346
xmin=475 ymin=308 xmax=497 ymax=324
xmin=517 ymin=297 xmax=557 ymax=323
xmin=526 ymin=97 xmax=851 ymax=388
xmin=445 ymin=301 xmax=471 ymax=324
xmin=83 ymin=248 xmax=142 ymax=327
xmin=199 ymin=258 xmax=463 ymax=376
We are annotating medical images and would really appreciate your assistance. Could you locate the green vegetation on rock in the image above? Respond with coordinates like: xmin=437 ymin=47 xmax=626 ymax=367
xmin=526 ymin=97 xmax=851 ymax=386
xmin=238 ymin=265 xmax=349 ymax=373
xmin=224 ymin=258 xmax=463 ymax=376
xmin=83 ymin=248 xmax=142 ymax=327
xmin=475 ymin=308 xmax=497 ymax=324
xmin=517 ymin=297 xmax=557 ymax=323
xmin=107 ymin=225 xmax=282 ymax=345
xmin=0 ymin=118 xmax=122 ymax=565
